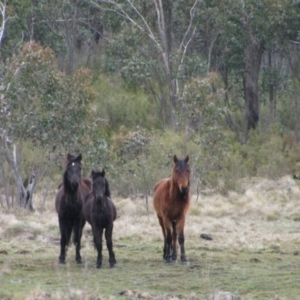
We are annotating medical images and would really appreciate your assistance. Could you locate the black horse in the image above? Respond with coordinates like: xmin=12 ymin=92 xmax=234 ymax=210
xmin=83 ymin=169 xmax=117 ymax=268
xmin=55 ymin=153 xmax=91 ymax=264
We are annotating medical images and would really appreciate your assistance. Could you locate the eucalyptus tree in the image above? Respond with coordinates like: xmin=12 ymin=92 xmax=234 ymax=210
xmin=0 ymin=41 xmax=97 ymax=209
xmin=199 ymin=0 xmax=300 ymax=133
xmin=1 ymin=0 xmax=102 ymax=72
xmin=0 ymin=0 xmax=9 ymax=47
xmin=89 ymin=0 xmax=201 ymax=128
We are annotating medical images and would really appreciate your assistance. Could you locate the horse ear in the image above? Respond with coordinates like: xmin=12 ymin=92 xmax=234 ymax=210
xmin=101 ymin=169 xmax=106 ymax=177
xmin=185 ymin=155 xmax=189 ymax=163
xmin=173 ymin=155 xmax=178 ymax=163
xmin=77 ymin=153 xmax=82 ymax=161
xmin=91 ymin=170 xmax=96 ymax=178
xmin=67 ymin=153 xmax=72 ymax=160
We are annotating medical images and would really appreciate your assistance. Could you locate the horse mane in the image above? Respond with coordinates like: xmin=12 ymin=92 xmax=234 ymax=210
xmin=104 ymin=177 xmax=111 ymax=198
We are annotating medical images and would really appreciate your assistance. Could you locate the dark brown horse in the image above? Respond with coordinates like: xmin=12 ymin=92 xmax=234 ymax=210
xmin=83 ymin=169 xmax=117 ymax=268
xmin=55 ymin=153 xmax=91 ymax=264
xmin=153 ymin=155 xmax=191 ymax=264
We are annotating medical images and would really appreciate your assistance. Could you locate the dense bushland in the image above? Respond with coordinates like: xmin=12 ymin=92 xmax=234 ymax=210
xmin=1 ymin=1 xmax=300 ymax=208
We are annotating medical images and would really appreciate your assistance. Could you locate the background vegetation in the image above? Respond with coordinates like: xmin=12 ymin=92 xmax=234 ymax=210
xmin=1 ymin=1 xmax=300 ymax=299
xmin=1 ymin=0 xmax=300 ymax=205
xmin=1 ymin=177 xmax=300 ymax=299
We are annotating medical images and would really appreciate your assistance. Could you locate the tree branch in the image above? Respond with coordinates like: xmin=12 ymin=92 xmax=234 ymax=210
xmin=0 ymin=0 xmax=7 ymax=47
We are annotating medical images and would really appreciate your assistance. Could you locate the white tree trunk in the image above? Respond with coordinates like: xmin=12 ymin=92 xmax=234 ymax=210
xmin=25 ymin=172 xmax=36 ymax=210
xmin=1 ymin=130 xmax=36 ymax=210
xmin=0 ymin=1 xmax=7 ymax=47
xmin=90 ymin=0 xmax=198 ymax=127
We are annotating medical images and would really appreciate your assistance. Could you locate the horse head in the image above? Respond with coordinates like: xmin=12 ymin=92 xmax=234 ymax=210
xmin=65 ymin=153 xmax=82 ymax=191
xmin=172 ymin=155 xmax=190 ymax=195
xmin=91 ymin=169 xmax=108 ymax=204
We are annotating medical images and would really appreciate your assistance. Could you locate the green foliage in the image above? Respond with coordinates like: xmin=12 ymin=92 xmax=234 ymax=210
xmin=276 ymin=78 xmax=300 ymax=132
xmin=31 ymin=1 xmax=67 ymax=56
xmin=108 ymin=128 xmax=151 ymax=197
xmin=92 ymin=75 xmax=157 ymax=131
xmin=1 ymin=41 xmax=101 ymax=163
xmin=106 ymin=124 xmax=296 ymax=197
xmin=178 ymin=72 xmax=225 ymax=130
xmin=0 ymin=0 xmax=31 ymax=59
xmin=2 ymin=0 xmax=300 ymax=199
xmin=177 ymin=54 xmax=208 ymax=80
xmin=221 ymin=126 xmax=293 ymax=182
xmin=108 ymin=128 xmax=191 ymax=197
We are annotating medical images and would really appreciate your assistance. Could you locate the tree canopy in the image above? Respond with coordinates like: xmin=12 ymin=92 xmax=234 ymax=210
xmin=1 ymin=0 xmax=300 ymax=204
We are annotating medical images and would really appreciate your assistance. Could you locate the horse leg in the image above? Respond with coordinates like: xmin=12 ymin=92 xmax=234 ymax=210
xmin=73 ymin=218 xmax=84 ymax=264
xmin=163 ymin=219 xmax=173 ymax=264
xmin=177 ymin=218 xmax=189 ymax=265
xmin=105 ymin=224 xmax=116 ymax=268
xmin=157 ymin=216 xmax=167 ymax=259
xmin=94 ymin=227 xmax=103 ymax=269
xmin=171 ymin=221 xmax=178 ymax=262
xmin=58 ymin=218 xmax=72 ymax=264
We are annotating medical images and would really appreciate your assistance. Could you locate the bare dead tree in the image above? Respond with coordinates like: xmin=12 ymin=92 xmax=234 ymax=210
xmin=0 ymin=0 xmax=17 ymax=48
xmin=1 ymin=130 xmax=36 ymax=210
xmin=0 ymin=0 xmax=7 ymax=48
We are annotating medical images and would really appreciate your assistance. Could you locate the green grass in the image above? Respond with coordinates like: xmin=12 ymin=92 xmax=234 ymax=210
xmin=1 ymin=227 xmax=300 ymax=300
xmin=1 ymin=176 xmax=300 ymax=300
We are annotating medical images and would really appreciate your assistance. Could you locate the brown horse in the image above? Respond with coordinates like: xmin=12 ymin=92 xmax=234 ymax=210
xmin=153 ymin=155 xmax=191 ymax=264
xmin=83 ymin=169 xmax=117 ymax=268
xmin=55 ymin=153 xmax=91 ymax=264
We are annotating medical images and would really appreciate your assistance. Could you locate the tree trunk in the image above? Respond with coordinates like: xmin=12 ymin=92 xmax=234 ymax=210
xmin=0 ymin=1 xmax=7 ymax=48
xmin=0 ymin=149 xmax=10 ymax=207
xmin=244 ymin=37 xmax=263 ymax=131
xmin=268 ymin=50 xmax=276 ymax=122
xmin=1 ymin=131 xmax=36 ymax=210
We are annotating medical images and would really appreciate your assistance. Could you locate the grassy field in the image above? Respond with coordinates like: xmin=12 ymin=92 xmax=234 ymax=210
xmin=1 ymin=176 xmax=300 ymax=300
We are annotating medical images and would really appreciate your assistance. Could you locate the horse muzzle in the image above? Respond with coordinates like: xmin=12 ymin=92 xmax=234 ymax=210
xmin=179 ymin=186 xmax=189 ymax=195
xmin=71 ymin=181 xmax=79 ymax=190
xmin=95 ymin=195 xmax=103 ymax=203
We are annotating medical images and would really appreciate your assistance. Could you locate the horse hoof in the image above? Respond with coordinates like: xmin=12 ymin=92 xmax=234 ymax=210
xmin=182 ymin=260 xmax=189 ymax=265
xmin=95 ymin=264 xmax=101 ymax=269
xmin=110 ymin=264 xmax=115 ymax=268
xmin=172 ymin=259 xmax=178 ymax=264
xmin=76 ymin=260 xmax=82 ymax=264
xmin=59 ymin=259 xmax=65 ymax=264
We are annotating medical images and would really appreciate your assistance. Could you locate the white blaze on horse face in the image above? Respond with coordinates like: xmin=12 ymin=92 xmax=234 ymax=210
xmin=72 ymin=162 xmax=75 ymax=166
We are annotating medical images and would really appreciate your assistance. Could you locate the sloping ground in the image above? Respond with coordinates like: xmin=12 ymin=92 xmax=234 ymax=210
xmin=0 ymin=176 xmax=300 ymax=300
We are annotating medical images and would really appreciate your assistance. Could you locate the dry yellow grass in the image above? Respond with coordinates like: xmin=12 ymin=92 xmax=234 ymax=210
xmin=1 ymin=175 xmax=300 ymax=299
